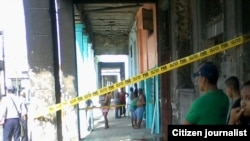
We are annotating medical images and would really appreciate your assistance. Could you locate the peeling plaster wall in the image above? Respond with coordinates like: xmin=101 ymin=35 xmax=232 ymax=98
xmin=94 ymin=34 xmax=128 ymax=55
xmin=23 ymin=0 xmax=58 ymax=140
xmin=28 ymin=71 xmax=57 ymax=141
xmin=170 ymin=0 xmax=194 ymax=125
xmin=23 ymin=0 xmax=79 ymax=140
xmin=59 ymin=1 xmax=79 ymax=140
xmin=168 ymin=0 xmax=248 ymax=125
xmin=60 ymin=73 xmax=78 ymax=141
xmin=157 ymin=1 xmax=171 ymax=139
xmin=27 ymin=71 xmax=78 ymax=141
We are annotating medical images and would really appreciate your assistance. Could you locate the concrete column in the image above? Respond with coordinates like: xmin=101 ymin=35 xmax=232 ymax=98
xmin=241 ymin=0 xmax=250 ymax=80
xmin=23 ymin=0 xmax=58 ymax=141
xmin=23 ymin=0 xmax=78 ymax=140
xmin=169 ymin=0 xmax=178 ymax=106
xmin=191 ymin=0 xmax=202 ymax=94
xmin=58 ymin=0 xmax=79 ymax=140
xmin=222 ymin=0 xmax=239 ymax=83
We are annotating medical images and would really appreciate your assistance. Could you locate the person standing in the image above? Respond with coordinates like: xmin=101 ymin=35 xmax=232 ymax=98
xmin=228 ymin=80 xmax=250 ymax=125
xmin=224 ymin=76 xmax=241 ymax=124
xmin=19 ymin=90 xmax=28 ymax=141
xmin=134 ymin=88 xmax=146 ymax=129
xmin=0 ymin=87 xmax=22 ymax=141
xmin=133 ymin=83 xmax=138 ymax=98
xmin=183 ymin=62 xmax=229 ymax=125
xmin=113 ymin=90 xmax=120 ymax=118
xmin=129 ymin=92 xmax=137 ymax=127
xmin=101 ymin=93 xmax=111 ymax=129
xmin=85 ymin=99 xmax=94 ymax=131
xmin=119 ymin=87 xmax=126 ymax=117
xmin=126 ymin=87 xmax=134 ymax=117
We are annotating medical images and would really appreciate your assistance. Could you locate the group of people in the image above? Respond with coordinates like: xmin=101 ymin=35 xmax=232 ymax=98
xmin=85 ymin=92 xmax=112 ymax=130
xmin=0 ymin=87 xmax=28 ymax=141
xmin=97 ymin=83 xmax=146 ymax=130
xmin=128 ymin=84 xmax=146 ymax=129
xmin=184 ymin=62 xmax=250 ymax=125
xmin=113 ymin=87 xmax=127 ymax=119
xmin=113 ymin=83 xmax=146 ymax=129
xmin=225 ymin=76 xmax=250 ymax=125
xmin=86 ymin=62 xmax=250 ymax=133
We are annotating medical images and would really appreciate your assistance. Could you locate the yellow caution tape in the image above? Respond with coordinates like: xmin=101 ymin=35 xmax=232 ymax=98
xmin=79 ymin=104 xmax=126 ymax=110
xmin=37 ymin=34 xmax=250 ymax=118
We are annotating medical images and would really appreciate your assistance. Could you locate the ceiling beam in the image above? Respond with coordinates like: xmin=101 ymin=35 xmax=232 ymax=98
xmin=83 ymin=4 xmax=142 ymax=13
xmin=81 ymin=12 xmax=95 ymax=44
xmin=73 ymin=0 xmax=156 ymax=4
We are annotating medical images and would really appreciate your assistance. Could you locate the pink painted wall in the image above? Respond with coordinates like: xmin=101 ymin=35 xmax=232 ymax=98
xmin=136 ymin=3 xmax=158 ymax=73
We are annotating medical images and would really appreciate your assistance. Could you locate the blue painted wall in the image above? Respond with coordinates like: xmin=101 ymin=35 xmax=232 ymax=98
xmin=143 ymin=74 xmax=160 ymax=134
xmin=75 ymin=23 xmax=89 ymax=62
xmin=75 ymin=24 xmax=84 ymax=59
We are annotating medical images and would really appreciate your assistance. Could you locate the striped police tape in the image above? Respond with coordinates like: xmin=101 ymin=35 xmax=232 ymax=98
xmin=35 ymin=34 xmax=250 ymax=118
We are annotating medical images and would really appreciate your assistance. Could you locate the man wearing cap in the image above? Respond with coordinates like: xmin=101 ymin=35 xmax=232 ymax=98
xmin=183 ymin=62 xmax=229 ymax=125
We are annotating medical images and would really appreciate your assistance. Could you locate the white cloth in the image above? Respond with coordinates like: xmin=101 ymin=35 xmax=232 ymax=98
xmin=0 ymin=94 xmax=21 ymax=121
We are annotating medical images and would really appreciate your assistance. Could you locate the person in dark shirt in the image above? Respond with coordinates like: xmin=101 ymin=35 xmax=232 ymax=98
xmin=133 ymin=83 xmax=138 ymax=98
xmin=224 ymin=76 xmax=241 ymax=123
xmin=228 ymin=80 xmax=250 ymax=125
xmin=119 ymin=87 xmax=127 ymax=117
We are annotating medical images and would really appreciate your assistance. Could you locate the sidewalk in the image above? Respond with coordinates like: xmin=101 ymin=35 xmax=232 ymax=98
xmin=82 ymin=108 xmax=160 ymax=141
xmin=0 ymin=104 xmax=161 ymax=141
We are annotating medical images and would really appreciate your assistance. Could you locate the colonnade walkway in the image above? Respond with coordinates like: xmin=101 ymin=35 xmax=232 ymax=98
xmin=82 ymin=106 xmax=160 ymax=141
